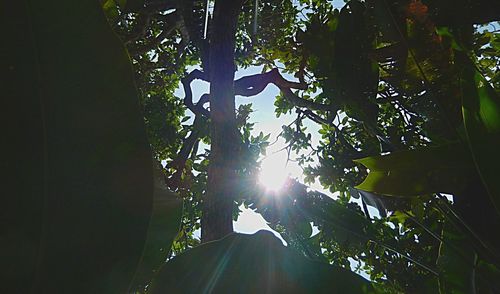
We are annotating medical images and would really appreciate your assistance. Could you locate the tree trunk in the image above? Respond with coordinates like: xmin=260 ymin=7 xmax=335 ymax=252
xmin=201 ymin=0 xmax=244 ymax=243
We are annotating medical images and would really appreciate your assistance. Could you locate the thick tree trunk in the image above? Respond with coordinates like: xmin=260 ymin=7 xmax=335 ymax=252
xmin=201 ymin=0 xmax=244 ymax=243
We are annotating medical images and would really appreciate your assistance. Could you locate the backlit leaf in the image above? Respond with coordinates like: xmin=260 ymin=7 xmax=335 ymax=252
xmin=355 ymin=143 xmax=475 ymax=197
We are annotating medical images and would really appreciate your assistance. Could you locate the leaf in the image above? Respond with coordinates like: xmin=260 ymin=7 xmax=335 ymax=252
xmin=330 ymin=1 xmax=379 ymax=126
xmin=436 ymin=222 xmax=500 ymax=293
xmin=436 ymin=223 xmax=476 ymax=294
xmin=350 ymin=188 xmax=388 ymax=217
xmin=354 ymin=143 xmax=475 ymax=197
xmin=476 ymin=261 xmax=500 ymax=293
xmin=1 ymin=1 xmax=153 ymax=293
xmin=130 ymin=163 xmax=182 ymax=292
xmin=461 ymin=59 xmax=500 ymax=215
xmin=122 ymin=0 xmax=144 ymax=12
xmin=299 ymin=191 xmax=378 ymax=246
xmin=102 ymin=0 xmax=144 ymax=13
xmin=149 ymin=231 xmax=375 ymax=294
xmin=101 ymin=0 xmax=120 ymax=21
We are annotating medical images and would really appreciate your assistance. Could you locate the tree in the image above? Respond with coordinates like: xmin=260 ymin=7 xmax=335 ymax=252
xmin=4 ymin=0 xmax=500 ymax=293
xmin=108 ymin=0 xmax=500 ymax=292
xmin=202 ymin=0 xmax=243 ymax=242
xmin=108 ymin=0 xmax=317 ymax=244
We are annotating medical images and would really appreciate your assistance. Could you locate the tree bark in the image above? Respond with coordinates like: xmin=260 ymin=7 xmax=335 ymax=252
xmin=201 ymin=0 xmax=244 ymax=243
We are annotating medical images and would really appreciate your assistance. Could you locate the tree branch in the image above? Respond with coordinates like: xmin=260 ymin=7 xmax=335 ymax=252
xmin=124 ymin=12 xmax=153 ymax=44
xmin=143 ymin=0 xmax=177 ymax=12
xmin=166 ymin=115 xmax=205 ymax=189
xmin=182 ymin=69 xmax=210 ymax=117
xmin=234 ymin=68 xmax=331 ymax=112
xmin=128 ymin=12 xmax=180 ymax=56
xmin=182 ymin=67 xmax=332 ymax=118
xmin=175 ymin=14 xmax=191 ymax=59
xmin=303 ymin=109 xmax=330 ymax=125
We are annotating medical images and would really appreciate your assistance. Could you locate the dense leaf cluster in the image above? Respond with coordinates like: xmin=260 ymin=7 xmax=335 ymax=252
xmin=103 ymin=0 xmax=500 ymax=292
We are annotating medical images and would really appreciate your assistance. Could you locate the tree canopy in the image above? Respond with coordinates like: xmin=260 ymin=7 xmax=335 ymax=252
xmin=3 ymin=0 xmax=500 ymax=293
xmin=104 ymin=0 xmax=500 ymax=292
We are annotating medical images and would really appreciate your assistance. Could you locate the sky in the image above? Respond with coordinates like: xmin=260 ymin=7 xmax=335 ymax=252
xmin=175 ymin=65 xmax=325 ymax=240
xmin=165 ymin=0 xmax=483 ymax=279
xmin=229 ymin=0 xmax=354 ymax=237
xmin=171 ymin=0 xmax=373 ymax=242
xmin=177 ymin=63 xmax=381 ymax=239
xmin=233 ymin=66 xmax=324 ymax=237
xmin=169 ymin=0 xmax=378 ymax=277
xmin=178 ymin=60 xmax=372 ymax=278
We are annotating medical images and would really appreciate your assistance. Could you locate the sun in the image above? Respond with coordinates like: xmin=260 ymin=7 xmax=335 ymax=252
xmin=258 ymin=154 xmax=290 ymax=192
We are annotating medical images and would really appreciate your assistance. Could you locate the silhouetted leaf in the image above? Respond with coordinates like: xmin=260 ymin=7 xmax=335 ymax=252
xmin=299 ymin=190 xmax=377 ymax=246
xmin=123 ymin=0 xmax=144 ymax=12
xmin=130 ymin=163 xmax=182 ymax=292
xmin=150 ymin=231 xmax=375 ymax=293
xmin=1 ymin=1 xmax=152 ymax=293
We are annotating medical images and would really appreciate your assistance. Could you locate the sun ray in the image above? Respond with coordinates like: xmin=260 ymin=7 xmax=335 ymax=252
xmin=258 ymin=153 xmax=290 ymax=192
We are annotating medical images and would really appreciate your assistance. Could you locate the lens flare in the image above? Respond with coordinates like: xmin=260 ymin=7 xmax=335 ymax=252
xmin=258 ymin=154 xmax=289 ymax=192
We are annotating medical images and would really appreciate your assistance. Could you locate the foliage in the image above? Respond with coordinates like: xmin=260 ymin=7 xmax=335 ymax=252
xmin=5 ymin=0 xmax=499 ymax=293
xmin=103 ymin=0 xmax=499 ymax=292
xmin=461 ymin=54 xmax=500 ymax=214
xmin=1 ymin=0 xmax=163 ymax=292
xmin=354 ymin=143 xmax=475 ymax=196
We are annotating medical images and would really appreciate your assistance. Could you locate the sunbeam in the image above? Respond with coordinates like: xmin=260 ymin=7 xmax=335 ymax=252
xmin=258 ymin=153 xmax=290 ymax=192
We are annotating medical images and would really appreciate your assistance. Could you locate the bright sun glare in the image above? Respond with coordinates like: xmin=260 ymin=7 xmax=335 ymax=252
xmin=258 ymin=154 xmax=290 ymax=192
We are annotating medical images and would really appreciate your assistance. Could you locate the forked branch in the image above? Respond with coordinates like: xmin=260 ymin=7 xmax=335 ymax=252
xmin=173 ymin=67 xmax=333 ymax=187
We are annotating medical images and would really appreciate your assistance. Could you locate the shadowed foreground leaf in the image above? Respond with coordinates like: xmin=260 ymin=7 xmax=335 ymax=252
xmin=150 ymin=230 xmax=375 ymax=294
xmin=437 ymin=223 xmax=500 ymax=294
xmin=130 ymin=163 xmax=182 ymax=292
xmin=461 ymin=59 xmax=500 ymax=215
xmin=1 ymin=1 xmax=152 ymax=293
xmin=436 ymin=223 xmax=475 ymax=294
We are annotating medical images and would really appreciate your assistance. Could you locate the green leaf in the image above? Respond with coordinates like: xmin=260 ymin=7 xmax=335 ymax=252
xmin=150 ymin=231 xmax=375 ymax=293
xmin=130 ymin=163 xmax=182 ymax=292
xmin=354 ymin=143 xmax=475 ymax=197
xmin=436 ymin=223 xmax=500 ymax=293
xmin=435 ymin=27 xmax=463 ymax=51
xmin=300 ymin=191 xmax=378 ymax=246
xmin=461 ymin=60 xmax=500 ymax=215
xmin=1 ymin=1 xmax=153 ymax=293
xmin=101 ymin=0 xmax=120 ymax=20
xmin=476 ymin=261 xmax=500 ymax=293
xmin=102 ymin=0 xmax=144 ymax=13
xmin=437 ymin=224 xmax=476 ymax=294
